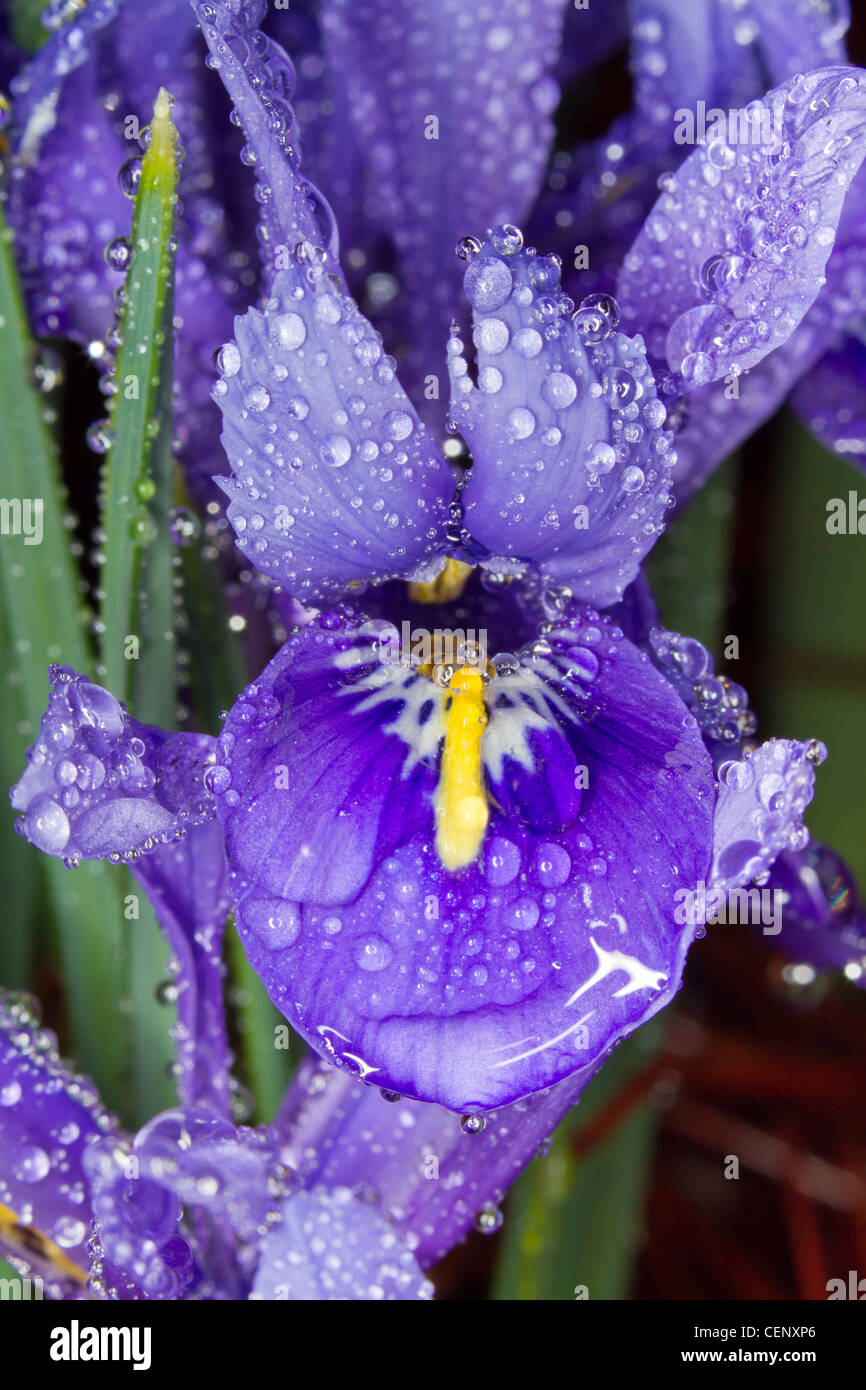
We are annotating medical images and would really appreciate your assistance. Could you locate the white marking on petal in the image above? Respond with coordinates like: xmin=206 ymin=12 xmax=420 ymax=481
xmin=482 ymin=668 xmax=578 ymax=780
xmin=20 ymin=92 xmax=59 ymax=163
xmin=334 ymin=646 xmax=446 ymax=775
xmin=492 ymin=1012 xmax=595 ymax=1067
xmin=566 ymin=937 xmax=667 ymax=1007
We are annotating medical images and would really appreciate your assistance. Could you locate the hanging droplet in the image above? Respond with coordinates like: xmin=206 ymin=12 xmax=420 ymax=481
xmin=168 ymin=506 xmax=201 ymax=546
xmin=455 ymin=235 xmax=482 ymax=261
xmin=85 ymin=420 xmax=113 ymax=455
xmin=460 ymin=1113 xmax=486 ymax=1135
xmin=474 ymin=1204 xmax=504 ymax=1235
xmin=104 ymin=236 xmax=133 ymax=273
xmin=118 ymin=156 xmax=143 ymax=198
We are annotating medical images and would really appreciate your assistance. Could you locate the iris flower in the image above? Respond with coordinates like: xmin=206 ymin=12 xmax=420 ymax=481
xmin=4 ymin=3 xmax=866 ymax=1309
xmin=11 ymin=0 xmax=849 ymax=1115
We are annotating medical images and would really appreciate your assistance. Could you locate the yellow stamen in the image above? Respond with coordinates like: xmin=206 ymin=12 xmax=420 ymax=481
xmin=0 ymin=1201 xmax=89 ymax=1287
xmin=435 ymin=666 xmax=489 ymax=871
xmin=409 ymin=559 xmax=473 ymax=605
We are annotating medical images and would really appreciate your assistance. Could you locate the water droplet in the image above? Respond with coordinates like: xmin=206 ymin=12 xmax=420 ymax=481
xmin=474 ymin=318 xmax=510 ymax=355
xmin=203 ymin=764 xmax=231 ymax=796
xmin=463 ymin=255 xmax=513 ymax=312
xmin=321 ymin=433 xmax=352 ymax=467
xmin=474 ymin=1203 xmax=504 ymax=1234
xmin=384 ymin=410 xmax=413 ymax=441
xmin=541 ymin=371 xmax=577 ymax=409
xmin=354 ymin=936 xmax=394 ymax=972
xmin=274 ymin=312 xmax=307 ymax=350
xmin=244 ymin=385 xmax=270 ymax=413
xmin=0 ymin=1081 xmax=22 ymax=1107
xmin=86 ymin=420 xmax=113 ymax=455
xmin=506 ymin=407 xmax=536 ymax=440
xmin=118 ymin=156 xmax=143 ymax=199
xmin=455 ymin=235 xmax=482 ymax=261
xmin=217 ymin=342 xmax=241 ymax=377
xmin=461 ymin=1113 xmax=486 ymax=1135
xmin=104 ymin=236 xmax=132 ymax=273
xmin=24 ymin=795 xmax=70 ymax=854
xmin=14 ymin=1145 xmax=50 ymax=1184
xmin=168 ymin=506 xmax=200 ymax=546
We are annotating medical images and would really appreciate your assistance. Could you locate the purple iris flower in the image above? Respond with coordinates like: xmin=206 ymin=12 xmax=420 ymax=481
xmin=10 ymin=0 xmax=849 ymax=1115
xmin=0 ymin=981 xmax=600 ymax=1298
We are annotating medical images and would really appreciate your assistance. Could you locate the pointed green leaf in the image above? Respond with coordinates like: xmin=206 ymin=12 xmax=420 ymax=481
xmin=99 ymin=88 xmax=179 ymax=715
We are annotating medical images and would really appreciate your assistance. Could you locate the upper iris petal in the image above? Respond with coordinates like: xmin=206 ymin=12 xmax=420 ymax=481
xmin=449 ymin=228 xmax=674 ymax=605
xmin=214 ymin=256 xmax=457 ymax=603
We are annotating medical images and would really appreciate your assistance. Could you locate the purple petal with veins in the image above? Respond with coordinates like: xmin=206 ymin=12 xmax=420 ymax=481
xmin=251 ymin=1186 xmax=433 ymax=1300
xmin=193 ymin=0 xmax=341 ymax=289
xmin=318 ymin=0 xmax=569 ymax=419
xmin=214 ymin=258 xmax=456 ymax=602
xmin=279 ymin=1055 xmax=600 ymax=1268
xmin=215 ymin=604 xmax=714 ymax=1110
xmin=131 ymin=824 xmax=233 ymax=1117
xmin=449 ymin=229 xmax=674 ymax=605
xmin=617 ymin=67 xmax=866 ymax=388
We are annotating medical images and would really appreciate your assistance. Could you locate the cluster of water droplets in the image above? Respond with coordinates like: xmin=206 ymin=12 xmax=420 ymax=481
xmin=0 ymin=990 xmax=115 ymax=1292
xmin=213 ymin=238 xmax=453 ymax=597
xmin=649 ymin=629 xmax=758 ymax=747
xmin=11 ymin=665 xmax=215 ymax=865
xmin=622 ymin=69 xmax=866 ymax=388
xmin=447 ymin=226 xmax=675 ymax=596
xmin=713 ymin=737 xmax=827 ymax=889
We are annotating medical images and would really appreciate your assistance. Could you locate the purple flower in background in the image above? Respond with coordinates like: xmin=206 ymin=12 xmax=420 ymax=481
xmin=0 ymin=981 xmax=600 ymax=1298
xmin=8 ymin=0 xmax=866 ymax=509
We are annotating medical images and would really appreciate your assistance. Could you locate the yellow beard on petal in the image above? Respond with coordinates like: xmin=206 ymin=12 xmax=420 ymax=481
xmin=409 ymin=558 xmax=473 ymax=605
xmin=435 ymin=666 xmax=489 ymax=871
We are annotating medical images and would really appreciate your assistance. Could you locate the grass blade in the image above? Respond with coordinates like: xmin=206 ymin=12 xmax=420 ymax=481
xmin=98 ymin=88 xmax=179 ymax=714
xmin=227 ymin=924 xmax=298 ymax=1124
xmin=0 ymin=199 xmax=133 ymax=1107
xmin=492 ymin=1021 xmax=665 ymax=1301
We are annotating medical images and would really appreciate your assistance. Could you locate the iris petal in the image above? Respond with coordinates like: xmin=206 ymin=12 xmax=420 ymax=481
xmin=319 ymin=0 xmax=569 ymax=416
xmin=618 ymin=67 xmax=866 ymax=388
xmin=131 ymin=826 xmax=233 ymax=1116
xmin=10 ymin=666 xmax=216 ymax=863
xmin=251 ymin=1187 xmax=432 ymax=1300
xmin=214 ymin=262 xmax=456 ymax=601
xmin=449 ymin=230 xmax=674 ymax=604
xmin=218 ymin=606 xmax=714 ymax=1109
xmin=0 ymin=993 xmax=117 ymax=1289
xmin=711 ymin=738 xmax=823 ymax=891
xmin=279 ymin=1055 xmax=599 ymax=1268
